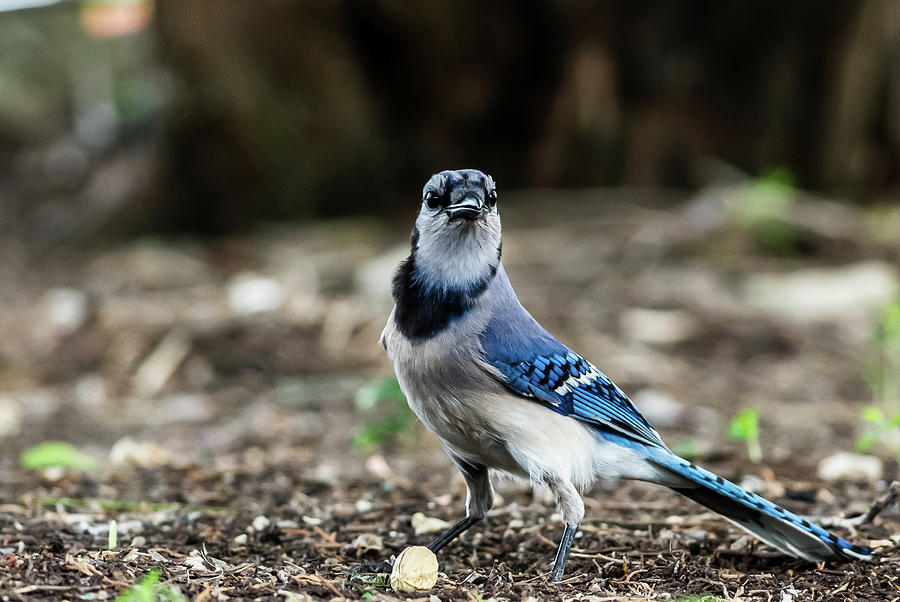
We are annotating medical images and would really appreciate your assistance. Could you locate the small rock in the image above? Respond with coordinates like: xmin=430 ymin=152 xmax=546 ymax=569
xmin=816 ymin=488 xmax=838 ymax=505
xmin=41 ymin=467 xmax=65 ymax=482
xmin=233 ymin=533 xmax=248 ymax=545
xmin=132 ymin=330 xmax=191 ymax=398
xmin=301 ymin=516 xmax=322 ymax=526
xmin=116 ymin=520 xmax=144 ymax=535
xmin=355 ymin=499 xmax=374 ymax=513
xmin=739 ymin=474 xmax=765 ymax=495
xmin=366 ymin=454 xmax=393 ymax=480
xmin=351 ymin=533 xmax=383 ymax=557
xmin=684 ymin=529 xmax=708 ymax=541
xmin=109 ymin=437 xmax=171 ymax=468
xmin=183 ymin=556 xmax=210 ymax=572
xmin=411 ymin=512 xmax=451 ymax=536
xmin=252 ymin=515 xmax=271 ymax=532
xmin=817 ymin=452 xmax=883 ymax=482
xmin=129 ymin=536 xmax=146 ymax=548
xmin=41 ymin=287 xmax=89 ymax=336
xmin=729 ymin=534 xmax=754 ymax=553
xmin=433 ymin=494 xmax=453 ymax=507
xmin=390 ymin=545 xmax=438 ymax=592
xmin=227 ymin=273 xmax=284 ymax=315
xmin=0 ymin=398 xmax=22 ymax=439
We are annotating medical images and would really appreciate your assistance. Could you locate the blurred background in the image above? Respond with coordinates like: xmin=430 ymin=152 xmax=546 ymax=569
xmin=1 ymin=1 xmax=899 ymax=597
xmin=1 ymin=0 xmax=899 ymax=240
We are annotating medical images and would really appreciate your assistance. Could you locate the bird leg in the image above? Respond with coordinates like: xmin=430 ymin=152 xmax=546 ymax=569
xmin=428 ymin=459 xmax=492 ymax=552
xmin=545 ymin=477 xmax=585 ymax=582
xmin=550 ymin=522 xmax=580 ymax=582
xmin=428 ymin=515 xmax=480 ymax=552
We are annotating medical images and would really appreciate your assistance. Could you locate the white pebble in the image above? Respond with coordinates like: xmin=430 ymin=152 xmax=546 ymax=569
xmin=411 ymin=512 xmax=451 ymax=536
xmin=817 ymin=452 xmax=883 ymax=482
xmin=42 ymin=287 xmax=89 ymax=335
xmin=228 ymin=274 xmax=283 ymax=315
xmin=252 ymin=515 xmax=271 ymax=531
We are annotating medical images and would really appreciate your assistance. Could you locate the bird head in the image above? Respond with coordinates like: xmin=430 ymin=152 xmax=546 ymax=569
xmin=411 ymin=169 xmax=502 ymax=292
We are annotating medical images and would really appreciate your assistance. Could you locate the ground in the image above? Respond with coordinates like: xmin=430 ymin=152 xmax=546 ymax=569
xmin=0 ymin=189 xmax=898 ymax=600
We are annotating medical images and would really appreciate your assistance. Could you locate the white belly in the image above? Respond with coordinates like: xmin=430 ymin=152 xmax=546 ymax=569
xmin=381 ymin=309 xmax=655 ymax=490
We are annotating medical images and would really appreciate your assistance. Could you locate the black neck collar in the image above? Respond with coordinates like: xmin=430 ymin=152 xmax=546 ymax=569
xmin=391 ymin=228 xmax=500 ymax=340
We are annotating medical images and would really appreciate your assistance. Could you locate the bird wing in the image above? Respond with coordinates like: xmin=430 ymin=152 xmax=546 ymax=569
xmin=479 ymin=315 xmax=666 ymax=448
xmin=489 ymin=348 xmax=666 ymax=448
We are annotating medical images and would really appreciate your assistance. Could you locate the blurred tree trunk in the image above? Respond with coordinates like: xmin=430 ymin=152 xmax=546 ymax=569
xmin=147 ymin=0 xmax=899 ymax=233
xmin=819 ymin=0 xmax=900 ymax=194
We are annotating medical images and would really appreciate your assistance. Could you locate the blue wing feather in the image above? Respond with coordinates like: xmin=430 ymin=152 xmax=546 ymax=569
xmin=479 ymin=308 xmax=665 ymax=448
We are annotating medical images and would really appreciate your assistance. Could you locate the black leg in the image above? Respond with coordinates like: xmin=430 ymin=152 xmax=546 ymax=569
xmin=549 ymin=522 xmax=580 ymax=582
xmin=428 ymin=515 xmax=481 ymax=553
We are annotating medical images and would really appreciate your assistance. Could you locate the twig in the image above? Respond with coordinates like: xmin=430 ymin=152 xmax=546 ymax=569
xmin=818 ymin=481 xmax=900 ymax=532
xmin=569 ymin=552 xmax=625 ymax=564
xmin=199 ymin=541 xmax=223 ymax=574
xmin=855 ymin=480 xmax=900 ymax=525
xmin=15 ymin=585 xmax=102 ymax=594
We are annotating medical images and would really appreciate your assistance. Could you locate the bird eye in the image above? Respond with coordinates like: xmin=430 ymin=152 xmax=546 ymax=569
xmin=486 ymin=189 xmax=498 ymax=207
xmin=424 ymin=190 xmax=442 ymax=209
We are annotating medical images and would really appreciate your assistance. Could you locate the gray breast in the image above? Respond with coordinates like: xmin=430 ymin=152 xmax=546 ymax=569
xmin=381 ymin=304 xmax=519 ymax=469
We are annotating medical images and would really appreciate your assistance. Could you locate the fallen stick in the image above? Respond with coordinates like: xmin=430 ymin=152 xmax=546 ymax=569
xmin=817 ymin=480 xmax=900 ymax=533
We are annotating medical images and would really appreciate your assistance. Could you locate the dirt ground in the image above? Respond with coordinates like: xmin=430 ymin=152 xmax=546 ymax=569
xmin=1 ymin=189 xmax=899 ymax=600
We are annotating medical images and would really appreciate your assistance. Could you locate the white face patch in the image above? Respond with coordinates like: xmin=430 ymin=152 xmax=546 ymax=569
xmin=413 ymin=209 xmax=502 ymax=292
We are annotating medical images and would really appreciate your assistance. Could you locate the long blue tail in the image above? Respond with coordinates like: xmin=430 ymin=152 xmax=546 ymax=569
xmin=646 ymin=450 xmax=871 ymax=562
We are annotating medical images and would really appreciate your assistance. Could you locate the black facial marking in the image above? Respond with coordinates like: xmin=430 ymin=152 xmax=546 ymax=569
xmin=396 ymin=169 xmax=501 ymax=340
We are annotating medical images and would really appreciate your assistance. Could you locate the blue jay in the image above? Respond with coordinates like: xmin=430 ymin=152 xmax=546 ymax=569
xmin=380 ymin=169 xmax=871 ymax=582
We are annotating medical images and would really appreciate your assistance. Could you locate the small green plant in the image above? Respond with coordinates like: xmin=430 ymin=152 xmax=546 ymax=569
xmin=729 ymin=408 xmax=762 ymax=463
xmin=353 ymin=377 xmax=415 ymax=451
xmin=20 ymin=441 xmax=96 ymax=472
xmin=735 ymin=167 xmax=798 ymax=254
xmin=115 ymin=568 xmax=186 ymax=602
xmin=858 ymin=299 xmax=900 ymax=458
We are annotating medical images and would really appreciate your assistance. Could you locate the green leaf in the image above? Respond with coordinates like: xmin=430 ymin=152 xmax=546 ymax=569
xmin=352 ymin=412 xmax=413 ymax=451
xmin=116 ymin=567 xmax=187 ymax=602
xmin=862 ymin=406 xmax=885 ymax=423
xmin=889 ymin=411 xmax=900 ymax=427
xmin=729 ymin=408 xmax=762 ymax=463
xmin=20 ymin=441 xmax=96 ymax=472
xmin=728 ymin=409 xmax=759 ymax=441
xmin=882 ymin=303 xmax=900 ymax=338
xmin=855 ymin=432 xmax=879 ymax=453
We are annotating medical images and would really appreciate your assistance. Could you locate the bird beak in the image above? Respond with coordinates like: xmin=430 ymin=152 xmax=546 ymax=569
xmin=445 ymin=194 xmax=485 ymax=221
